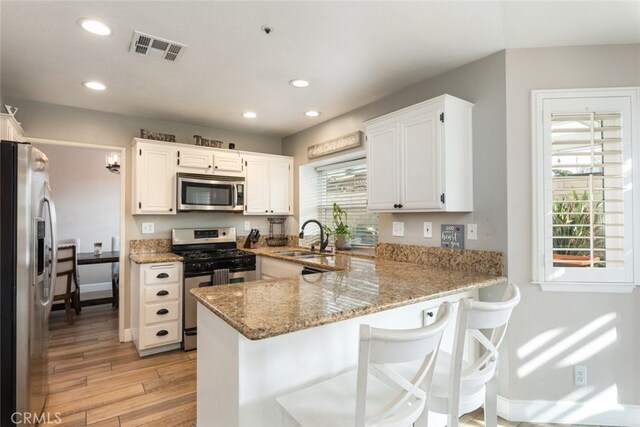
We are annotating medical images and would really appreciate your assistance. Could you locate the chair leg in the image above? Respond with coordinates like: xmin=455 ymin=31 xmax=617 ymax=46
xmin=64 ymin=297 xmax=74 ymax=325
xmin=73 ymin=288 xmax=81 ymax=314
xmin=112 ymin=277 xmax=119 ymax=309
xmin=484 ymin=372 xmax=498 ymax=427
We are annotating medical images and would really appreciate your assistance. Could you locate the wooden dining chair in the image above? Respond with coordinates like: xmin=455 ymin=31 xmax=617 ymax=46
xmin=426 ymin=284 xmax=521 ymax=427
xmin=54 ymin=240 xmax=82 ymax=324
xmin=276 ymin=302 xmax=453 ymax=427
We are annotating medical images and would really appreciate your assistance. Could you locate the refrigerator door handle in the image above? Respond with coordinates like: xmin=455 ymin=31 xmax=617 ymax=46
xmin=42 ymin=182 xmax=57 ymax=309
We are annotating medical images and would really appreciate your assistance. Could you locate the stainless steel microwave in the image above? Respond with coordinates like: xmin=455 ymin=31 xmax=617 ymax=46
xmin=177 ymin=173 xmax=244 ymax=212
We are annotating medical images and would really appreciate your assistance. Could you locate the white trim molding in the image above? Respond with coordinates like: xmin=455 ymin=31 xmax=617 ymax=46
xmin=498 ymin=395 xmax=640 ymax=426
xmin=123 ymin=328 xmax=133 ymax=342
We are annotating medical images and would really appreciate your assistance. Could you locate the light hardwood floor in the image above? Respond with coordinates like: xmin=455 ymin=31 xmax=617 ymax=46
xmin=46 ymin=305 xmax=569 ymax=427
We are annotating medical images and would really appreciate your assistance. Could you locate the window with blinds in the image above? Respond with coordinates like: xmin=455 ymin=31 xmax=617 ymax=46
xmin=314 ymin=160 xmax=378 ymax=247
xmin=550 ymin=112 xmax=624 ymax=269
xmin=534 ymin=88 xmax=637 ymax=289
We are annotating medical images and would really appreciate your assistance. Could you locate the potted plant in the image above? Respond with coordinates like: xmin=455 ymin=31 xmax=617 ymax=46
xmin=330 ymin=202 xmax=352 ymax=250
xmin=552 ymin=190 xmax=604 ymax=266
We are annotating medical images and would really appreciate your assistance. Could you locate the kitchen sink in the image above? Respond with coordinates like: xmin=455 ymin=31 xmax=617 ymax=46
xmin=274 ymin=250 xmax=334 ymax=258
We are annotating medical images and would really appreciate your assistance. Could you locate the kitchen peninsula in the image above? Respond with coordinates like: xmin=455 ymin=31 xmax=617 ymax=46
xmin=190 ymin=249 xmax=506 ymax=426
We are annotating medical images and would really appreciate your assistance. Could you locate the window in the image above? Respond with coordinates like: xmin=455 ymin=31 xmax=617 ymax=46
xmin=300 ymin=158 xmax=378 ymax=248
xmin=532 ymin=88 xmax=639 ymax=292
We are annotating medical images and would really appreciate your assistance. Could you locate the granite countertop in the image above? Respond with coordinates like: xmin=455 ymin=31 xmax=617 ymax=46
xmin=190 ymin=254 xmax=506 ymax=340
xmin=129 ymin=253 xmax=183 ymax=264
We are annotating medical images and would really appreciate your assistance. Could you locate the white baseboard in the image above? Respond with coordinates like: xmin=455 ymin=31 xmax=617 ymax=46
xmin=123 ymin=328 xmax=132 ymax=342
xmin=498 ymin=395 xmax=640 ymax=426
xmin=79 ymin=281 xmax=112 ymax=293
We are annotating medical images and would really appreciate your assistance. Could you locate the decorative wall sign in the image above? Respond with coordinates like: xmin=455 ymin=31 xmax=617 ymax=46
xmin=193 ymin=135 xmax=224 ymax=148
xmin=441 ymin=224 xmax=465 ymax=249
xmin=140 ymin=129 xmax=176 ymax=142
xmin=307 ymin=131 xmax=363 ymax=160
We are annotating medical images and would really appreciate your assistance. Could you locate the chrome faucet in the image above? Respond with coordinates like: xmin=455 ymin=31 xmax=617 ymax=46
xmin=299 ymin=220 xmax=329 ymax=252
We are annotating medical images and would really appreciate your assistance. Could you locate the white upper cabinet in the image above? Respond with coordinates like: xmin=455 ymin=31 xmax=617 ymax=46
xmin=212 ymin=150 xmax=244 ymax=176
xmin=244 ymin=154 xmax=293 ymax=215
xmin=0 ymin=113 xmax=25 ymax=142
xmin=132 ymin=139 xmax=177 ymax=215
xmin=176 ymin=147 xmax=212 ymax=173
xmin=175 ymin=147 xmax=244 ymax=176
xmin=365 ymin=94 xmax=473 ymax=212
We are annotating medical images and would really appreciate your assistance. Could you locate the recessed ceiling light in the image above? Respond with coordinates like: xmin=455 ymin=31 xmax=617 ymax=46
xmin=82 ymin=81 xmax=107 ymax=91
xmin=305 ymin=110 xmax=321 ymax=117
xmin=243 ymin=111 xmax=257 ymax=119
xmin=77 ymin=18 xmax=112 ymax=36
xmin=289 ymin=79 xmax=310 ymax=88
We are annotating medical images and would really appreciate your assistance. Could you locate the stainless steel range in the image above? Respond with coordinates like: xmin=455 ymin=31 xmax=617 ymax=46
xmin=172 ymin=227 xmax=256 ymax=350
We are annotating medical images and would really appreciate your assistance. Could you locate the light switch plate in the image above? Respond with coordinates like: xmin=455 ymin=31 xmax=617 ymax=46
xmin=467 ymin=224 xmax=478 ymax=240
xmin=392 ymin=221 xmax=404 ymax=237
xmin=244 ymin=221 xmax=251 ymax=231
xmin=142 ymin=222 xmax=154 ymax=234
xmin=423 ymin=222 xmax=433 ymax=239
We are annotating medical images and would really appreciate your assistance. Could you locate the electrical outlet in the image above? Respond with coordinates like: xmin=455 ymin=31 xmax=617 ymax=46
xmin=142 ymin=223 xmax=154 ymax=234
xmin=574 ymin=365 xmax=587 ymax=386
xmin=244 ymin=221 xmax=251 ymax=231
xmin=468 ymin=224 xmax=478 ymax=240
xmin=424 ymin=222 xmax=433 ymax=238
xmin=392 ymin=221 xmax=404 ymax=237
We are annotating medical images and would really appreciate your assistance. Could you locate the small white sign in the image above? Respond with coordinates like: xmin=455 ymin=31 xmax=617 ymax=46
xmin=392 ymin=221 xmax=404 ymax=237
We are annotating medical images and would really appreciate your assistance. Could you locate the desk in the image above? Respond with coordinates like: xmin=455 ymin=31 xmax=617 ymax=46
xmin=77 ymin=251 xmax=120 ymax=307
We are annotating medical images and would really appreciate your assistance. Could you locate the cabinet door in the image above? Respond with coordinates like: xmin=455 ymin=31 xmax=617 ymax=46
xmin=176 ymin=148 xmax=212 ymax=173
xmin=400 ymin=108 xmax=443 ymax=210
xmin=269 ymin=158 xmax=292 ymax=214
xmin=136 ymin=144 xmax=176 ymax=214
xmin=367 ymin=122 xmax=399 ymax=210
xmin=212 ymin=151 xmax=244 ymax=176
xmin=245 ymin=156 xmax=270 ymax=214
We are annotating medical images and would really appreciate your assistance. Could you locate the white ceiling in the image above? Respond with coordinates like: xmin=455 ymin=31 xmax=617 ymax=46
xmin=1 ymin=1 xmax=639 ymax=137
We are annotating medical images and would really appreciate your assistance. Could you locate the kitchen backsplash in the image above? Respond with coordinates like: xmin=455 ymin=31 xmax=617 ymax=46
xmin=129 ymin=239 xmax=172 ymax=254
xmin=376 ymin=242 xmax=503 ymax=276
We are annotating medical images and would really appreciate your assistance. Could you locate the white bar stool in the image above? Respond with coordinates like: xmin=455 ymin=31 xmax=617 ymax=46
xmin=276 ymin=302 xmax=453 ymax=427
xmin=425 ymin=283 xmax=521 ymax=427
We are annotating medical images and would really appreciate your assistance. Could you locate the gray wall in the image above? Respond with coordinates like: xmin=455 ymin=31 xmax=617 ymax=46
xmin=504 ymin=45 xmax=640 ymax=405
xmin=5 ymin=97 xmax=283 ymax=329
xmin=283 ymin=51 xmax=508 ymax=255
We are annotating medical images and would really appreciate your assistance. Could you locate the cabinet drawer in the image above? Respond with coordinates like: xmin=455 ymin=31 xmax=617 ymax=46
xmin=143 ymin=283 xmax=180 ymax=303
xmin=144 ymin=301 xmax=180 ymax=325
xmin=144 ymin=265 xmax=181 ymax=284
xmin=141 ymin=323 xmax=180 ymax=348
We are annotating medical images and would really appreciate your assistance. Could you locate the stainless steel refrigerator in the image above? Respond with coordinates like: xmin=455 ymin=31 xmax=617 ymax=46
xmin=1 ymin=140 xmax=57 ymax=425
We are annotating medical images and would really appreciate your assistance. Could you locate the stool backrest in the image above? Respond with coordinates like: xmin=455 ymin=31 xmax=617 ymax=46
xmin=448 ymin=284 xmax=520 ymax=418
xmin=356 ymin=302 xmax=452 ymax=427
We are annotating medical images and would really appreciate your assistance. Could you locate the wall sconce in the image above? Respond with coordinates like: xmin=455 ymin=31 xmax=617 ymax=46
xmin=106 ymin=152 xmax=120 ymax=174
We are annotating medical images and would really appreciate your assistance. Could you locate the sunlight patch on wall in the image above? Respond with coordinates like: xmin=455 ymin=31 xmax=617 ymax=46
xmin=517 ymin=328 xmax=564 ymax=359
xmin=558 ymin=327 xmax=617 ymax=366
xmin=517 ymin=313 xmax=616 ymax=378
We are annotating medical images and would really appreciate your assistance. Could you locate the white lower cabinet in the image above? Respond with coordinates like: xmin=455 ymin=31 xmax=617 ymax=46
xmin=131 ymin=261 xmax=183 ymax=356
xmin=260 ymin=256 xmax=303 ymax=279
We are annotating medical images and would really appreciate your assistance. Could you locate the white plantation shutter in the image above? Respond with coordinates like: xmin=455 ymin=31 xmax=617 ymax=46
xmin=313 ymin=159 xmax=378 ymax=247
xmin=550 ymin=112 xmax=624 ymax=265
xmin=537 ymin=91 xmax=636 ymax=287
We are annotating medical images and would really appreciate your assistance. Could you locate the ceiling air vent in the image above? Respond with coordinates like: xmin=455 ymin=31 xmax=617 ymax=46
xmin=130 ymin=31 xmax=187 ymax=62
